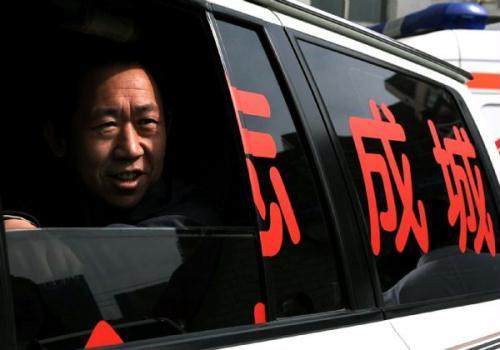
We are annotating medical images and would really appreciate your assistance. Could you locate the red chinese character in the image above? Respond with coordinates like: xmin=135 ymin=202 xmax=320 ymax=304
xmin=350 ymin=99 xmax=428 ymax=256
xmin=230 ymin=85 xmax=301 ymax=257
xmin=428 ymin=120 xmax=495 ymax=256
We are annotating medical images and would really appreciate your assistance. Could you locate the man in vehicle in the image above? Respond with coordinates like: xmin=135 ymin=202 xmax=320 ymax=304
xmin=4 ymin=59 xmax=213 ymax=229
xmin=4 ymin=56 xmax=226 ymax=340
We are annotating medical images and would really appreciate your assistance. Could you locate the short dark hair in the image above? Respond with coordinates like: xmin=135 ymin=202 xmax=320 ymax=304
xmin=46 ymin=45 xmax=166 ymax=139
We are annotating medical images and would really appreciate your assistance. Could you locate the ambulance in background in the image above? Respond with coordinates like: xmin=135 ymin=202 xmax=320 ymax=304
xmin=372 ymin=3 xmax=500 ymax=180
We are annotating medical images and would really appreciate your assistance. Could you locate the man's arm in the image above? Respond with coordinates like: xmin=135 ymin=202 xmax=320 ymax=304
xmin=2 ymin=214 xmax=39 ymax=231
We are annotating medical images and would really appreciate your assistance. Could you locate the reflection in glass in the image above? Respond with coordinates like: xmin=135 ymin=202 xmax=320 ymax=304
xmin=299 ymin=39 xmax=500 ymax=305
xmin=8 ymin=227 xmax=261 ymax=349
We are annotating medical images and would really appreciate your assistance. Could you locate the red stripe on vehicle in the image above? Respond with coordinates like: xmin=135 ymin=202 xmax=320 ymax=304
xmin=466 ymin=73 xmax=500 ymax=90
xmin=85 ymin=321 xmax=123 ymax=349
xmin=259 ymin=202 xmax=283 ymax=257
xmin=240 ymin=128 xmax=277 ymax=158
xmin=231 ymin=87 xmax=271 ymax=118
xmin=270 ymin=166 xmax=301 ymax=245
xmin=496 ymin=138 xmax=500 ymax=151
xmin=253 ymin=302 xmax=267 ymax=324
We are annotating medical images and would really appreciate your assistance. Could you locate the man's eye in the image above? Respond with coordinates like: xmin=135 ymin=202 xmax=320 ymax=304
xmin=92 ymin=121 xmax=117 ymax=133
xmin=138 ymin=118 xmax=159 ymax=130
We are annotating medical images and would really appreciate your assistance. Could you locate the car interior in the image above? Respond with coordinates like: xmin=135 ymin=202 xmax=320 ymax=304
xmin=1 ymin=1 xmax=263 ymax=348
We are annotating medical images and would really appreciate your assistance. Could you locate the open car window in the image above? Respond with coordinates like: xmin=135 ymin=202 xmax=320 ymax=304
xmin=1 ymin=1 xmax=264 ymax=348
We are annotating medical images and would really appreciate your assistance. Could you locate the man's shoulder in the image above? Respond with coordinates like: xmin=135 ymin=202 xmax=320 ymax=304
xmin=137 ymin=179 xmax=221 ymax=227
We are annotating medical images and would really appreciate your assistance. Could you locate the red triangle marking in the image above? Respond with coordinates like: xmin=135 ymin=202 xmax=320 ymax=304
xmin=85 ymin=320 xmax=124 ymax=349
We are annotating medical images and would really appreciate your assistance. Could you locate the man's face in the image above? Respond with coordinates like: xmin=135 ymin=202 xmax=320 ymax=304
xmin=70 ymin=65 xmax=166 ymax=208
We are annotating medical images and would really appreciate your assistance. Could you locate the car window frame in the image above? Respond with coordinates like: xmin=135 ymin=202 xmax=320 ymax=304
xmin=262 ymin=21 xmax=381 ymax=312
xmin=210 ymin=0 xmax=384 ymax=335
xmin=261 ymin=20 xmax=379 ymax=312
xmin=213 ymin=13 xmax=353 ymax=319
xmin=287 ymin=27 xmax=500 ymax=318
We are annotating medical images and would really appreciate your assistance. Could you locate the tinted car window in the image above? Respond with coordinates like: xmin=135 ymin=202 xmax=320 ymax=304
xmin=8 ymin=228 xmax=262 ymax=349
xmin=216 ymin=20 xmax=344 ymax=317
xmin=299 ymin=39 xmax=500 ymax=306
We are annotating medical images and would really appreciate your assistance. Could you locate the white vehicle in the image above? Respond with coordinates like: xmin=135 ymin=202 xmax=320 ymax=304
xmin=374 ymin=3 xmax=500 ymax=176
xmin=401 ymin=28 xmax=500 ymax=154
xmin=1 ymin=0 xmax=499 ymax=349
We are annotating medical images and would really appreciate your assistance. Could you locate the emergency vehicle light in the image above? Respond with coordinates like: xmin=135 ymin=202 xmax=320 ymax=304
xmin=371 ymin=2 xmax=488 ymax=38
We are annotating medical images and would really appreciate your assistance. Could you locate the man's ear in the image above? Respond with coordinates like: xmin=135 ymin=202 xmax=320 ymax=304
xmin=43 ymin=122 xmax=67 ymax=157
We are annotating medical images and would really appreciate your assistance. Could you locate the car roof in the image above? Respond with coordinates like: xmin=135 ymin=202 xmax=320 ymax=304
xmin=399 ymin=29 xmax=500 ymax=74
xmin=202 ymin=0 xmax=472 ymax=83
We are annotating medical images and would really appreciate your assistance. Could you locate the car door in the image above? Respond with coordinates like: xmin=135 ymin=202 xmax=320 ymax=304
xmin=277 ymin=9 xmax=500 ymax=349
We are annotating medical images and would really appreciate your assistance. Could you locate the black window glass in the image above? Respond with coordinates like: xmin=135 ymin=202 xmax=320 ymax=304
xmin=216 ymin=20 xmax=343 ymax=317
xmin=299 ymin=39 xmax=500 ymax=306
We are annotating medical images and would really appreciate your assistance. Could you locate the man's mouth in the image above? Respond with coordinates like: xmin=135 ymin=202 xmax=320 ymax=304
xmin=109 ymin=171 xmax=145 ymax=189
xmin=112 ymin=171 xmax=142 ymax=181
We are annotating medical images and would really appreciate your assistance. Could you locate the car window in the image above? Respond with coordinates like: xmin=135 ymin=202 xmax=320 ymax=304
xmin=7 ymin=228 xmax=262 ymax=349
xmin=215 ymin=20 xmax=344 ymax=318
xmin=298 ymin=39 xmax=500 ymax=306
xmin=480 ymin=104 xmax=500 ymax=153
xmin=1 ymin=3 xmax=265 ymax=349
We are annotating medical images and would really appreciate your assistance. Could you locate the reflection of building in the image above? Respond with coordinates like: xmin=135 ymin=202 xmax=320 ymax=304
xmin=297 ymin=0 xmax=386 ymax=24
xmin=296 ymin=0 xmax=500 ymax=25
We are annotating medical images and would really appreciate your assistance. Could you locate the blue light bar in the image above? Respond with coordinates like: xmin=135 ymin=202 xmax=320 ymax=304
xmin=371 ymin=2 xmax=488 ymax=38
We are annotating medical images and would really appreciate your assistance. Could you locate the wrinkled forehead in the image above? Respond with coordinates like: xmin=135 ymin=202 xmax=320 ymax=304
xmin=79 ymin=64 xmax=163 ymax=111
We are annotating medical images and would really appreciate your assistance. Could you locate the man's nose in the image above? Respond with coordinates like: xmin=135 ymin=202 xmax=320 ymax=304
xmin=114 ymin=123 xmax=144 ymax=160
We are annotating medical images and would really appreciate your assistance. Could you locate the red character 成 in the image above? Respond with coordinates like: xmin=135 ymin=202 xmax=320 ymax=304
xmin=350 ymin=99 xmax=428 ymax=256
